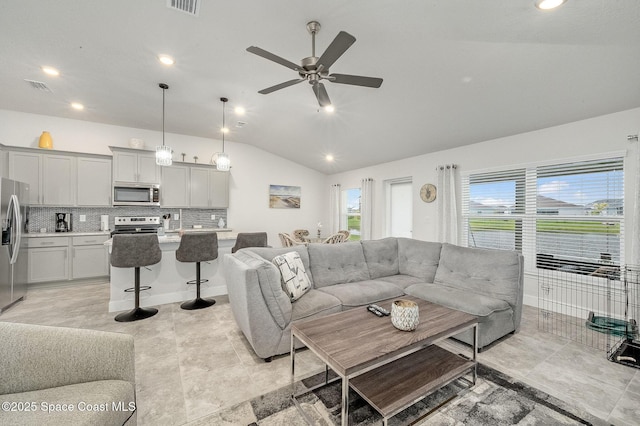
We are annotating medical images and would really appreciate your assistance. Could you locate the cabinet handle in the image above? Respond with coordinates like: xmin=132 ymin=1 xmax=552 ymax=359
xmin=73 ymin=247 xmax=76 ymax=258
xmin=41 ymin=241 xmax=54 ymax=245
xmin=84 ymin=240 xmax=97 ymax=243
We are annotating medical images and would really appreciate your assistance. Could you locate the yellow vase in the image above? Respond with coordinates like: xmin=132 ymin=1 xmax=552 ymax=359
xmin=38 ymin=131 xmax=53 ymax=149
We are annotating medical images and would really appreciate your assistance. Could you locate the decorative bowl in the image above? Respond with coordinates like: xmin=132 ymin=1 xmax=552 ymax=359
xmin=391 ymin=299 xmax=419 ymax=331
xmin=128 ymin=138 xmax=145 ymax=149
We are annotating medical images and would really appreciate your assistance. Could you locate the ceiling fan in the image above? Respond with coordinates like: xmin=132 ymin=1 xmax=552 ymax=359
xmin=246 ymin=21 xmax=383 ymax=107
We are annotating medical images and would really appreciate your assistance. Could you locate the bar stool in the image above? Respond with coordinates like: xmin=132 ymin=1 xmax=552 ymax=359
xmin=176 ymin=232 xmax=218 ymax=310
xmin=231 ymin=232 xmax=268 ymax=253
xmin=111 ymin=234 xmax=162 ymax=322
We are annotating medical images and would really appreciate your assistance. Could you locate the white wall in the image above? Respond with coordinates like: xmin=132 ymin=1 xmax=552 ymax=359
xmin=327 ymin=107 xmax=640 ymax=306
xmin=0 ymin=109 xmax=329 ymax=247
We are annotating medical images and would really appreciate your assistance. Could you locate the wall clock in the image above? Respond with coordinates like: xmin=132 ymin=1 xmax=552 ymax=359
xmin=420 ymin=184 xmax=437 ymax=203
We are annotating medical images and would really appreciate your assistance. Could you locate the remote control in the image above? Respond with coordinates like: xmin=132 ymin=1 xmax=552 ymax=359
xmin=369 ymin=304 xmax=390 ymax=316
xmin=367 ymin=305 xmax=384 ymax=317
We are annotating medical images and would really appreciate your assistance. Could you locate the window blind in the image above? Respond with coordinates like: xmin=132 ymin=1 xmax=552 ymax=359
xmin=462 ymin=156 xmax=624 ymax=276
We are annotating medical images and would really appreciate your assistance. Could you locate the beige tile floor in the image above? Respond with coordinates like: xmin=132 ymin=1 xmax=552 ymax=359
xmin=1 ymin=280 xmax=639 ymax=425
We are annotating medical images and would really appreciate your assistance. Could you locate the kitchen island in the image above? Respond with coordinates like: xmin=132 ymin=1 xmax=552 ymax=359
xmin=105 ymin=229 xmax=236 ymax=312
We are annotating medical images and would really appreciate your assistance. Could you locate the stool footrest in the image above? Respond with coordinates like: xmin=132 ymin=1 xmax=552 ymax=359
xmin=124 ymin=285 xmax=151 ymax=293
xmin=186 ymin=278 xmax=209 ymax=286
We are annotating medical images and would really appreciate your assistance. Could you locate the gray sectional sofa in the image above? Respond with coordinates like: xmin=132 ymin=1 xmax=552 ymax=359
xmin=224 ymin=237 xmax=524 ymax=360
xmin=0 ymin=322 xmax=136 ymax=426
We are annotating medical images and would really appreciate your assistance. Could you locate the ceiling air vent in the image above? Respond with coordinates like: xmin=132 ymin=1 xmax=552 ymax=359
xmin=24 ymin=79 xmax=52 ymax=93
xmin=236 ymin=121 xmax=247 ymax=128
xmin=167 ymin=0 xmax=200 ymax=17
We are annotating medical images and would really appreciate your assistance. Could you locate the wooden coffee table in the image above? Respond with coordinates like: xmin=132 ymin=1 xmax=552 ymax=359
xmin=290 ymin=296 xmax=478 ymax=425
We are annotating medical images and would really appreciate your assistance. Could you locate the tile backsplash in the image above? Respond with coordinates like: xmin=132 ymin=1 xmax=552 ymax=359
xmin=28 ymin=207 xmax=227 ymax=233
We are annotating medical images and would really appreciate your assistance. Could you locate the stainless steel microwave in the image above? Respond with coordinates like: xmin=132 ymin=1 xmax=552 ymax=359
xmin=113 ymin=183 xmax=160 ymax=206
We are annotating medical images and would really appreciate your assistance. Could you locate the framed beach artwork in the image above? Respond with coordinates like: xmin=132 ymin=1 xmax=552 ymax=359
xmin=269 ymin=185 xmax=301 ymax=209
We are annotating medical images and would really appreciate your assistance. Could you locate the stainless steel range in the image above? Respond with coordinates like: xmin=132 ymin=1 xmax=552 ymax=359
xmin=110 ymin=216 xmax=161 ymax=236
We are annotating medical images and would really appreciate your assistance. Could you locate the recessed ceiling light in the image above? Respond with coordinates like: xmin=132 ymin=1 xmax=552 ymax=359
xmin=325 ymin=154 xmax=334 ymax=162
xmin=324 ymin=105 xmax=335 ymax=113
xmin=234 ymin=106 xmax=245 ymax=115
xmin=535 ymin=0 xmax=567 ymax=10
xmin=41 ymin=66 xmax=60 ymax=76
xmin=71 ymin=102 xmax=84 ymax=110
xmin=158 ymin=55 xmax=175 ymax=65
xmin=221 ymin=127 xmax=229 ymax=134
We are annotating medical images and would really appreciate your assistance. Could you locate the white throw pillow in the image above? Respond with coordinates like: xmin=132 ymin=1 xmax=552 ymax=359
xmin=272 ymin=251 xmax=311 ymax=302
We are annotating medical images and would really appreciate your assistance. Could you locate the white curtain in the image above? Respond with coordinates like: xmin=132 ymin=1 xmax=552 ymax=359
xmin=360 ymin=178 xmax=374 ymax=240
xmin=437 ymin=164 xmax=458 ymax=244
xmin=329 ymin=184 xmax=341 ymax=234
xmin=632 ymin=142 xmax=640 ymax=265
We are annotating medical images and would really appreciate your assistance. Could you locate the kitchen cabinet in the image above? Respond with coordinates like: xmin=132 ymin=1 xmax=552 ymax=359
xmin=8 ymin=148 xmax=110 ymax=207
xmin=190 ymin=166 xmax=229 ymax=208
xmin=42 ymin=154 xmax=75 ymax=206
xmin=71 ymin=235 xmax=109 ymax=279
xmin=77 ymin=157 xmax=112 ymax=206
xmin=8 ymin=151 xmax=41 ymax=205
xmin=26 ymin=234 xmax=109 ymax=284
xmin=27 ymin=237 xmax=70 ymax=283
xmin=112 ymin=148 xmax=160 ymax=184
xmin=161 ymin=164 xmax=189 ymax=207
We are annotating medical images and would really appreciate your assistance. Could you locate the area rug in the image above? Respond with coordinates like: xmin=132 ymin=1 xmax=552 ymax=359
xmin=194 ymin=363 xmax=608 ymax=425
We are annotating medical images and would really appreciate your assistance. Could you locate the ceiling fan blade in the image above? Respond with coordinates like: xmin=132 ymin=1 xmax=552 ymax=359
xmin=258 ymin=79 xmax=305 ymax=94
xmin=246 ymin=46 xmax=301 ymax=72
xmin=329 ymin=73 xmax=383 ymax=88
xmin=317 ymin=31 xmax=356 ymax=70
xmin=312 ymin=82 xmax=331 ymax=107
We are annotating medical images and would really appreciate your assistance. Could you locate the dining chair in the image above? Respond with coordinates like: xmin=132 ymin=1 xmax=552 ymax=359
xmin=292 ymin=229 xmax=310 ymax=243
xmin=322 ymin=233 xmax=347 ymax=244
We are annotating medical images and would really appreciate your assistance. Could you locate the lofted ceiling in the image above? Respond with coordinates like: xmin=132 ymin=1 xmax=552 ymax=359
xmin=1 ymin=1 xmax=639 ymax=174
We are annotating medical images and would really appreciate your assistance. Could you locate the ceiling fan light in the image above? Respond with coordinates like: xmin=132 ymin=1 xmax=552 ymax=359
xmin=535 ymin=0 xmax=567 ymax=10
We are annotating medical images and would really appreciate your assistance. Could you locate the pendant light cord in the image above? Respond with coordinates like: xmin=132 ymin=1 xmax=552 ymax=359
xmin=220 ymin=97 xmax=228 ymax=153
xmin=159 ymin=83 xmax=169 ymax=147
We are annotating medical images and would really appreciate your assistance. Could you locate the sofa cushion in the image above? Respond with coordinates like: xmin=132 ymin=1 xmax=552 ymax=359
xmin=0 ymin=380 xmax=135 ymax=426
xmin=233 ymin=251 xmax=292 ymax=329
xmin=397 ymin=238 xmax=441 ymax=282
xmin=308 ymin=242 xmax=370 ymax=288
xmin=291 ymin=289 xmax=342 ymax=322
xmin=362 ymin=238 xmax=399 ymax=279
xmin=318 ymin=280 xmax=405 ymax=308
xmin=376 ymin=274 xmax=426 ymax=289
xmin=404 ymin=283 xmax=512 ymax=318
xmin=272 ymin=251 xmax=311 ymax=301
xmin=434 ymin=243 xmax=522 ymax=309
xmin=243 ymin=246 xmax=314 ymax=286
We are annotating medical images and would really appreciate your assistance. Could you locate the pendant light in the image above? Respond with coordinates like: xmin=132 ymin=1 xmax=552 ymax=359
xmin=213 ymin=97 xmax=230 ymax=171
xmin=155 ymin=83 xmax=172 ymax=166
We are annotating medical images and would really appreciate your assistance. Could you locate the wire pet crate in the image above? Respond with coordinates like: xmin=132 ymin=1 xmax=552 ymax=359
xmin=538 ymin=265 xmax=630 ymax=353
xmin=607 ymin=266 xmax=640 ymax=369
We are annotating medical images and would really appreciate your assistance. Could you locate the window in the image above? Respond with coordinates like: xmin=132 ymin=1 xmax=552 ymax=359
xmin=462 ymin=156 xmax=624 ymax=276
xmin=342 ymin=188 xmax=361 ymax=241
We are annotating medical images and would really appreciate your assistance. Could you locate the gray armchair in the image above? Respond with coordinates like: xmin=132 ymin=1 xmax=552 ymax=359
xmin=0 ymin=322 xmax=136 ymax=425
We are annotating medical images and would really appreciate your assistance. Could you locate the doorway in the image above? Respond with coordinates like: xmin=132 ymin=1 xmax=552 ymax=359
xmin=386 ymin=178 xmax=412 ymax=238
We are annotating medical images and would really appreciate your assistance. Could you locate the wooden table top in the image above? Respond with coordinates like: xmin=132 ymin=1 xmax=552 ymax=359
xmin=291 ymin=296 xmax=477 ymax=377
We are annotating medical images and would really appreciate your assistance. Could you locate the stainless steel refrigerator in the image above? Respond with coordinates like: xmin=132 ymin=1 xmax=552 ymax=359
xmin=1 ymin=178 xmax=29 ymax=313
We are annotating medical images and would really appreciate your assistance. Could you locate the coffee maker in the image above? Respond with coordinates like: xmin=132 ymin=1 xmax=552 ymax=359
xmin=55 ymin=213 xmax=72 ymax=232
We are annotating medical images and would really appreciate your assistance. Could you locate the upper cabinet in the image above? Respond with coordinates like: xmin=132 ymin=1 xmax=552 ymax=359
xmin=189 ymin=165 xmax=229 ymax=208
xmin=8 ymin=151 xmax=42 ymax=205
xmin=159 ymin=162 xmax=229 ymax=208
xmin=111 ymin=148 xmax=160 ymax=184
xmin=42 ymin=154 xmax=75 ymax=206
xmin=8 ymin=148 xmax=111 ymax=207
xmin=161 ymin=164 xmax=189 ymax=208
xmin=77 ymin=157 xmax=112 ymax=206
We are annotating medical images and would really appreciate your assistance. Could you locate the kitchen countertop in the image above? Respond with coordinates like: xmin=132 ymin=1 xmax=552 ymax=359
xmin=24 ymin=228 xmax=232 ymax=238
xmin=103 ymin=229 xmax=237 ymax=246
xmin=24 ymin=231 xmax=112 ymax=238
